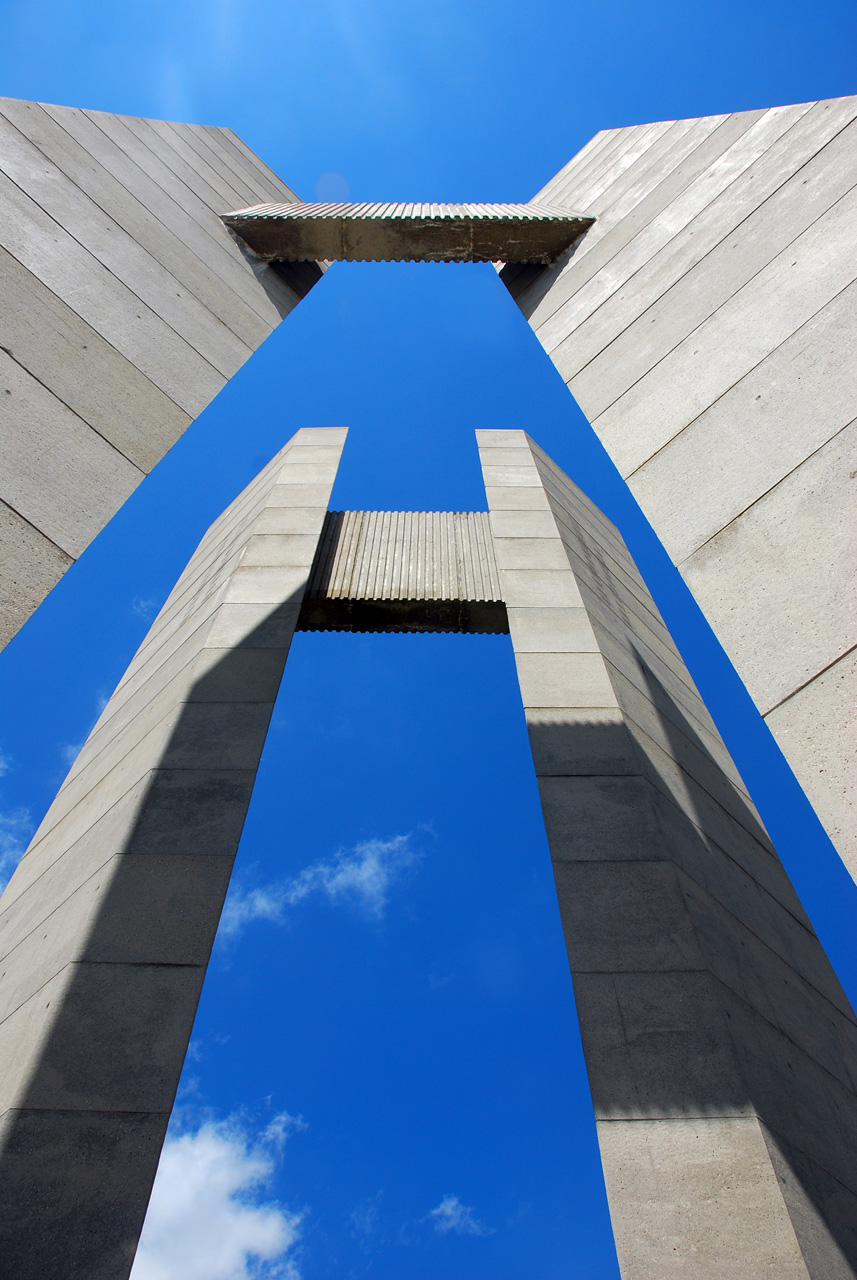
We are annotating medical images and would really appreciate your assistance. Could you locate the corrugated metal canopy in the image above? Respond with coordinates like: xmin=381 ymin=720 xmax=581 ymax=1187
xmin=222 ymin=200 xmax=594 ymax=264
xmin=298 ymin=511 xmax=509 ymax=633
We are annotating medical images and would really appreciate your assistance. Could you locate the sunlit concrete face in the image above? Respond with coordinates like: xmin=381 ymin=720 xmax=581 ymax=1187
xmin=0 ymin=83 xmax=854 ymax=1280
xmin=1 ymin=429 xmax=855 ymax=1279
xmin=499 ymin=95 xmax=857 ymax=879
xmin=0 ymin=94 xmax=325 ymax=650
xmin=0 ymin=429 xmax=346 ymax=1280
xmin=479 ymin=429 xmax=857 ymax=1279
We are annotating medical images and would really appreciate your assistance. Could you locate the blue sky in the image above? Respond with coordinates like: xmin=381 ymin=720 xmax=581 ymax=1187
xmin=1 ymin=3 xmax=856 ymax=1277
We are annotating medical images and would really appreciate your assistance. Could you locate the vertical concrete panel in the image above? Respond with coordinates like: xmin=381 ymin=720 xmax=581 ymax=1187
xmin=502 ymin=95 xmax=857 ymax=874
xmin=479 ymin=429 xmax=857 ymax=1278
xmin=0 ymin=94 xmax=325 ymax=651
xmin=0 ymin=428 xmax=346 ymax=1280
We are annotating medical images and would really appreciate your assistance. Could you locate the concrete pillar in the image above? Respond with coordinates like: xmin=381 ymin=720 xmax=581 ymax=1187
xmin=479 ymin=429 xmax=857 ymax=1279
xmin=0 ymin=428 xmax=345 ymax=1280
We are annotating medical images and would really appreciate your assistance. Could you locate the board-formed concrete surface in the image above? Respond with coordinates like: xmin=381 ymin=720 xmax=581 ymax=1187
xmin=500 ymin=96 xmax=857 ymax=876
xmin=0 ymin=428 xmax=345 ymax=1280
xmin=0 ymin=94 xmax=322 ymax=651
xmin=479 ymin=429 xmax=857 ymax=1278
xmin=1 ymin=426 xmax=855 ymax=1276
xmin=223 ymin=200 xmax=593 ymax=263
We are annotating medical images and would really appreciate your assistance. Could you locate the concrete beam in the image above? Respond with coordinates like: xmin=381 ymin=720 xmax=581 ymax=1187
xmin=223 ymin=200 xmax=594 ymax=264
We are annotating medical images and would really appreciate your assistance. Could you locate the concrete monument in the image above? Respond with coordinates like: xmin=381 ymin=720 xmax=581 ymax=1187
xmin=1 ymin=428 xmax=855 ymax=1278
xmin=0 ymin=87 xmax=855 ymax=1278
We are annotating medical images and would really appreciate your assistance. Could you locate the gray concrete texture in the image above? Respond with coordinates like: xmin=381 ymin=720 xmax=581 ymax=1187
xmin=0 ymin=94 xmax=323 ymax=651
xmin=479 ymin=429 xmax=857 ymax=1279
xmin=222 ymin=199 xmax=593 ymax=263
xmin=298 ymin=509 xmax=509 ymax=633
xmin=501 ymin=95 xmax=857 ymax=877
xmin=0 ymin=427 xmax=346 ymax=1280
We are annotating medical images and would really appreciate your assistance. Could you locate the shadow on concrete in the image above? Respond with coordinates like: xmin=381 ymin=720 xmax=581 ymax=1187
xmin=526 ymin=651 xmax=857 ymax=1275
xmin=0 ymin=591 xmax=306 ymax=1280
xmin=4 ymin=596 xmax=857 ymax=1278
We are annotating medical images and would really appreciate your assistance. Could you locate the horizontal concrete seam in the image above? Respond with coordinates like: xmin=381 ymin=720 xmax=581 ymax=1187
xmin=759 ymin=1118 xmax=857 ymax=1199
xmin=531 ymin=110 xmax=762 ymax=324
xmin=629 ymin=310 xmax=857 ymax=488
xmin=80 ymin=109 xmax=298 ymax=318
xmin=569 ymin=965 xmax=711 ymax=974
xmin=0 ymin=106 xmax=265 ymax=364
xmin=74 ymin=107 xmax=295 ymax=330
xmin=0 ymin=955 xmax=208 ymax=1034
xmin=19 ymin=763 xmax=255 ymax=872
xmin=585 ymin=185 xmax=857 ymax=428
xmin=763 ymin=639 xmax=857 ymax=717
xmin=673 ymin=412 xmax=857 ymax=569
xmin=132 ymin=115 xmax=249 ymax=214
xmin=27 ymin=699 xmax=187 ymax=835
xmin=526 ymin=702 xmax=620 ymax=710
xmin=0 ymin=1105 xmax=176 ymax=1118
xmin=594 ymin=1114 xmax=766 ymax=1123
xmin=537 ymin=105 xmax=852 ymax=354
xmin=0 ymin=168 xmax=233 ymax=392
xmin=0 ymin=497 xmax=76 ymax=564
xmin=80 ymin=959 xmax=206 ymax=968
xmin=600 ymin=657 xmax=730 ymax=764
xmin=0 ymin=345 xmax=163 ymax=484
xmin=0 ymin=847 xmax=116 ymax=968
xmin=615 ymin=694 xmax=769 ymax=837
xmin=171 ymin=121 xmax=272 ymax=205
xmin=709 ymin=969 xmax=857 ymax=1088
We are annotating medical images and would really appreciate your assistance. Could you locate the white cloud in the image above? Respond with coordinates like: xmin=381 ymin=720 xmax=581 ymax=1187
xmin=0 ymin=748 xmax=10 ymax=777
xmin=0 ymin=805 xmax=33 ymax=892
xmin=219 ymin=835 xmax=419 ymax=940
xmin=131 ymin=596 xmax=159 ymax=622
xmin=427 ymin=1194 xmax=490 ymax=1237
xmin=60 ymin=740 xmax=84 ymax=769
xmin=131 ymin=1115 xmax=304 ymax=1280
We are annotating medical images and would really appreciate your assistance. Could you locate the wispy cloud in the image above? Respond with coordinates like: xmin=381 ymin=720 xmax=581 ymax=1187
xmin=427 ymin=1194 xmax=491 ymax=1237
xmin=0 ymin=805 xmax=34 ymax=892
xmin=219 ymin=835 xmax=419 ymax=941
xmin=131 ymin=1113 xmax=305 ymax=1280
xmin=58 ymin=690 xmax=109 ymax=773
xmin=131 ymin=596 xmax=159 ymax=622
xmin=349 ymin=1191 xmax=385 ymax=1253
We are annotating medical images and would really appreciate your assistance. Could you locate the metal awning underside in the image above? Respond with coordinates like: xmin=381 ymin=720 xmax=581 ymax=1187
xmin=221 ymin=201 xmax=594 ymax=264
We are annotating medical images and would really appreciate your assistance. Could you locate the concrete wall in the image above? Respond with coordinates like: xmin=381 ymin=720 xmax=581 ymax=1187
xmin=0 ymin=428 xmax=345 ymax=1280
xmin=480 ymin=429 xmax=857 ymax=1279
xmin=0 ymin=95 xmax=319 ymax=650
xmin=501 ymin=96 xmax=857 ymax=876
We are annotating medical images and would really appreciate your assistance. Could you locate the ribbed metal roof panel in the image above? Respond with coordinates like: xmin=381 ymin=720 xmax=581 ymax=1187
xmin=222 ymin=201 xmax=594 ymax=264
xmin=306 ymin=511 xmax=503 ymax=602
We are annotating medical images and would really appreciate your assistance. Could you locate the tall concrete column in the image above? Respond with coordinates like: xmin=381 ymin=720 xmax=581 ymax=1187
xmin=0 ymin=427 xmax=345 ymax=1280
xmin=479 ymin=429 xmax=857 ymax=1279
